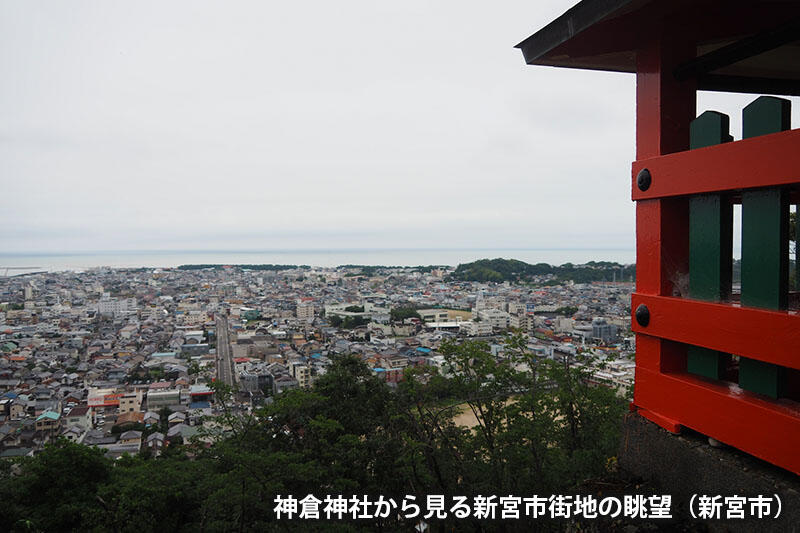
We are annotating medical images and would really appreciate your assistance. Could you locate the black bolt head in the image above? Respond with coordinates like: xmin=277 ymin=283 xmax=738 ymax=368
xmin=636 ymin=168 xmax=651 ymax=191
xmin=635 ymin=304 xmax=650 ymax=327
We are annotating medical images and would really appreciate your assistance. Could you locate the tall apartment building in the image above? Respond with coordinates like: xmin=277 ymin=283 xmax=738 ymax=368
xmin=509 ymin=314 xmax=533 ymax=331
xmin=289 ymin=361 xmax=311 ymax=389
xmin=477 ymin=308 xmax=510 ymax=330
xmin=591 ymin=318 xmax=618 ymax=344
xmin=296 ymin=303 xmax=315 ymax=322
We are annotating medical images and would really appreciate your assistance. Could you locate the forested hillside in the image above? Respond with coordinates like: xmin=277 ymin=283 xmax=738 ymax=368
xmin=450 ymin=259 xmax=635 ymax=284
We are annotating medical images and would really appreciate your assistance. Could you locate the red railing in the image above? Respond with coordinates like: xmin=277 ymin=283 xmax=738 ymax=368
xmin=631 ymin=40 xmax=800 ymax=474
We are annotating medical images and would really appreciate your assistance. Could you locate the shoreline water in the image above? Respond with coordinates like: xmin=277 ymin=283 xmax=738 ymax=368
xmin=0 ymin=248 xmax=636 ymax=274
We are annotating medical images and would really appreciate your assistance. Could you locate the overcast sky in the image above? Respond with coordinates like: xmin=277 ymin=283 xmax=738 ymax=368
xmin=2 ymin=1 xmax=798 ymax=254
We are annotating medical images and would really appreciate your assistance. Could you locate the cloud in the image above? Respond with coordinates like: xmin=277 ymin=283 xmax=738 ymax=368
xmin=3 ymin=1 xmax=792 ymax=257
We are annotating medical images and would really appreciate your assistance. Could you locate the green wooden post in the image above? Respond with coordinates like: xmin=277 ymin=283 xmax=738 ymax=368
xmin=687 ymin=111 xmax=733 ymax=379
xmin=742 ymin=96 xmax=791 ymax=138
xmin=740 ymin=96 xmax=791 ymax=398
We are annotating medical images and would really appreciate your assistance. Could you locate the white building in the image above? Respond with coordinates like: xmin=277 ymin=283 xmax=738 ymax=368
xmin=553 ymin=317 xmax=575 ymax=333
xmin=477 ymin=309 xmax=510 ymax=330
xmin=290 ymin=362 xmax=312 ymax=389
xmin=97 ymin=293 xmax=137 ymax=317
xmin=296 ymin=303 xmax=315 ymax=322
xmin=417 ymin=309 xmax=450 ymax=323
xmin=509 ymin=314 xmax=533 ymax=330
xmin=460 ymin=321 xmax=493 ymax=337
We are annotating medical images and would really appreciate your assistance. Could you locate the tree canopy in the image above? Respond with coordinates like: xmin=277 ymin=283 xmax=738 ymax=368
xmin=390 ymin=306 xmax=421 ymax=323
xmin=450 ymin=258 xmax=635 ymax=284
xmin=0 ymin=341 xmax=626 ymax=531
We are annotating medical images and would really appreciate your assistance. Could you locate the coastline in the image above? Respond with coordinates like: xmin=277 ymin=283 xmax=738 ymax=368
xmin=0 ymin=248 xmax=636 ymax=274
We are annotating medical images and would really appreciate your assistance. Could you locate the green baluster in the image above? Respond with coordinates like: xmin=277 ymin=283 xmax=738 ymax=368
xmin=687 ymin=111 xmax=733 ymax=379
xmin=740 ymin=96 xmax=791 ymax=398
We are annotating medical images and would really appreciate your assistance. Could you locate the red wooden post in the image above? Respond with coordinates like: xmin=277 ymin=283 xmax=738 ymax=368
xmin=633 ymin=36 xmax=695 ymax=431
xmin=518 ymin=0 xmax=800 ymax=475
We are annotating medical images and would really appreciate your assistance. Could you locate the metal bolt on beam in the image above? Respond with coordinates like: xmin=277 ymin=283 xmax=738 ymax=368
xmin=635 ymin=304 xmax=650 ymax=327
xmin=636 ymin=168 xmax=651 ymax=191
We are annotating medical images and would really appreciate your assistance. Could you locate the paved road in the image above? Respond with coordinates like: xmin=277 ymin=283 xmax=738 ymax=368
xmin=216 ymin=315 xmax=236 ymax=388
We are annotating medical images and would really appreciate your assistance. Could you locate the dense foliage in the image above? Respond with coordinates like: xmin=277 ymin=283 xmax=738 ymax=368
xmin=450 ymin=259 xmax=636 ymax=284
xmin=0 ymin=340 xmax=625 ymax=532
xmin=327 ymin=315 xmax=370 ymax=329
xmin=389 ymin=306 xmax=421 ymax=322
xmin=554 ymin=306 xmax=579 ymax=316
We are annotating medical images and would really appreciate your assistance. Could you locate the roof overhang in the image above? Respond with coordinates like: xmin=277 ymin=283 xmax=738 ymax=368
xmin=515 ymin=0 xmax=800 ymax=96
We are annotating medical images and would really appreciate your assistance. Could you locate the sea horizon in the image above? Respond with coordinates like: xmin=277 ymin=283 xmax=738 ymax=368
xmin=0 ymin=247 xmax=635 ymax=274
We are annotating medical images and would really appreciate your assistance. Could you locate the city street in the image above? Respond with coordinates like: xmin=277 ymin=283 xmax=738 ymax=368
xmin=215 ymin=315 xmax=236 ymax=387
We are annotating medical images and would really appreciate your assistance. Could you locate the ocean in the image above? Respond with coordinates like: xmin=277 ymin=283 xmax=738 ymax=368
xmin=0 ymin=248 xmax=636 ymax=274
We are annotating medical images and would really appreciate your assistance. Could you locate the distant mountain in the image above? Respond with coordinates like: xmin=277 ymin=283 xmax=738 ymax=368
xmin=449 ymin=258 xmax=635 ymax=284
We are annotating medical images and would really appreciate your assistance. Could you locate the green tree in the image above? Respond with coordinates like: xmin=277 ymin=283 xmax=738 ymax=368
xmin=0 ymin=440 xmax=112 ymax=531
xmin=554 ymin=306 xmax=578 ymax=316
xmin=83 ymin=452 xmax=210 ymax=532
xmin=341 ymin=316 xmax=369 ymax=329
xmin=432 ymin=336 xmax=625 ymax=496
xmin=390 ymin=307 xmax=421 ymax=322
xmin=0 ymin=342 xmax=627 ymax=532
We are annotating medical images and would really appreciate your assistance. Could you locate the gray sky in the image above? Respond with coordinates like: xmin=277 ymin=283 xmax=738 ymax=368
xmin=2 ymin=1 xmax=797 ymax=253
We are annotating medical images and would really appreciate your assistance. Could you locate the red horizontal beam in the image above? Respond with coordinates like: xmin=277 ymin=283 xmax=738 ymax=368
xmin=631 ymin=128 xmax=800 ymax=200
xmin=631 ymin=293 xmax=800 ymax=371
xmin=635 ymin=367 xmax=800 ymax=475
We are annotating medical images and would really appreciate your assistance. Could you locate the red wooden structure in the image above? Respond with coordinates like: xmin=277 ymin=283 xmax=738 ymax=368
xmin=517 ymin=0 xmax=800 ymax=474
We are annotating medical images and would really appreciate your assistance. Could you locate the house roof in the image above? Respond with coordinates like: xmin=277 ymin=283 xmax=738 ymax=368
xmin=146 ymin=431 xmax=164 ymax=442
xmin=167 ymin=423 xmax=187 ymax=437
xmin=36 ymin=410 xmax=60 ymax=421
xmin=0 ymin=447 xmax=32 ymax=458
xmin=68 ymin=406 xmax=90 ymax=417
xmin=114 ymin=411 xmax=144 ymax=426
xmin=515 ymin=0 xmax=800 ymax=95
xmin=105 ymin=443 xmax=141 ymax=458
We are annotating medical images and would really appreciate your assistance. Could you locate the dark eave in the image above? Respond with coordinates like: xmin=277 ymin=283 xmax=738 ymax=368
xmin=515 ymin=0 xmax=800 ymax=95
xmin=515 ymin=0 xmax=641 ymax=72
